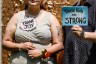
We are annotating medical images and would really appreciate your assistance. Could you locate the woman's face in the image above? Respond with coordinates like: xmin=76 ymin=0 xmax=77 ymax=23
xmin=27 ymin=0 xmax=42 ymax=6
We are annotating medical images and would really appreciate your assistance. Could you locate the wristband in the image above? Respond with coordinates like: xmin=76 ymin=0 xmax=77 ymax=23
xmin=41 ymin=49 xmax=47 ymax=58
xmin=80 ymin=30 xmax=84 ymax=37
xmin=41 ymin=49 xmax=51 ymax=59
xmin=44 ymin=52 xmax=51 ymax=58
xmin=41 ymin=49 xmax=51 ymax=62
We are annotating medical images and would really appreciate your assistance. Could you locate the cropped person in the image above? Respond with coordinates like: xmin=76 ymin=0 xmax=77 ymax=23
xmin=2 ymin=0 xmax=63 ymax=64
xmin=63 ymin=0 xmax=96 ymax=64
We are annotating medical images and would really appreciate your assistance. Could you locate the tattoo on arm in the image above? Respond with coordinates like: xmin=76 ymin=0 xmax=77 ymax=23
xmin=56 ymin=26 xmax=63 ymax=42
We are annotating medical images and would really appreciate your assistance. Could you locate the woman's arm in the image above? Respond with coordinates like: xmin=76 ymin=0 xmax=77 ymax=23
xmin=71 ymin=25 xmax=96 ymax=42
xmin=3 ymin=13 xmax=19 ymax=50
xmin=84 ymin=32 xmax=96 ymax=41
xmin=3 ymin=12 xmax=35 ymax=51
xmin=46 ymin=13 xmax=64 ymax=53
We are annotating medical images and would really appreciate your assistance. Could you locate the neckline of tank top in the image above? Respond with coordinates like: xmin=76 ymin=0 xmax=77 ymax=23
xmin=25 ymin=9 xmax=43 ymax=18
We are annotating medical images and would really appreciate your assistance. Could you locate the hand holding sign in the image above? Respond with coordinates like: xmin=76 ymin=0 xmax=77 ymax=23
xmin=62 ymin=6 xmax=88 ymax=51
xmin=71 ymin=25 xmax=84 ymax=38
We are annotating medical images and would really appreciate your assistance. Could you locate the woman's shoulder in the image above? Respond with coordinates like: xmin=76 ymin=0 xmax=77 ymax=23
xmin=43 ymin=10 xmax=58 ymax=23
xmin=11 ymin=10 xmax=25 ymax=20
xmin=43 ymin=10 xmax=55 ymax=18
xmin=44 ymin=10 xmax=53 ymax=15
xmin=9 ymin=10 xmax=25 ymax=23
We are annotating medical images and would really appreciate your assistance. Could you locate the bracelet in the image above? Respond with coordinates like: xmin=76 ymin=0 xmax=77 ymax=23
xmin=41 ymin=49 xmax=51 ymax=59
xmin=80 ymin=30 xmax=84 ymax=37
xmin=40 ymin=49 xmax=51 ymax=62
xmin=41 ymin=49 xmax=47 ymax=59
xmin=44 ymin=51 xmax=51 ymax=58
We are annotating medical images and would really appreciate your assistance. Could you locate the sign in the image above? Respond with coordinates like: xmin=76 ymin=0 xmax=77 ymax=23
xmin=62 ymin=6 xmax=88 ymax=26
xmin=20 ymin=18 xmax=37 ymax=31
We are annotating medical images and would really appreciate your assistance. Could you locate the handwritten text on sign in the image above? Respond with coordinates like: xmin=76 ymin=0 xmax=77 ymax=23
xmin=62 ymin=6 xmax=88 ymax=26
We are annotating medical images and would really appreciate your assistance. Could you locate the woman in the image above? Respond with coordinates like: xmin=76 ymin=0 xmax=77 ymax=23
xmin=2 ymin=0 xmax=63 ymax=64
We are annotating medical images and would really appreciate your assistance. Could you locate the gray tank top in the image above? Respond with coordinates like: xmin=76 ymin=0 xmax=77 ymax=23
xmin=15 ymin=10 xmax=52 ymax=50
xmin=10 ymin=10 xmax=55 ymax=64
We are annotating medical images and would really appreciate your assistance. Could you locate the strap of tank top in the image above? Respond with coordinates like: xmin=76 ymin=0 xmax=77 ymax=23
xmin=17 ymin=11 xmax=25 ymax=23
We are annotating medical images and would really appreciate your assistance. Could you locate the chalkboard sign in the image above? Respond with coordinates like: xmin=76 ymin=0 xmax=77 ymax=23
xmin=62 ymin=6 xmax=88 ymax=26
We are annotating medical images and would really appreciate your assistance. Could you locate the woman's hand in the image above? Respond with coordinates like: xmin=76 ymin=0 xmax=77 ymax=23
xmin=17 ymin=42 xmax=36 ymax=51
xmin=28 ymin=49 xmax=42 ymax=58
xmin=71 ymin=25 xmax=83 ymax=37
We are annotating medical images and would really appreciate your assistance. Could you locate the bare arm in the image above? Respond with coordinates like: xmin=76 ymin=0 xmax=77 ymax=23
xmin=3 ymin=13 xmax=19 ymax=50
xmin=83 ymin=32 xmax=96 ymax=41
xmin=46 ymin=13 xmax=64 ymax=53
xmin=71 ymin=25 xmax=96 ymax=42
xmin=3 ymin=12 xmax=35 ymax=51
